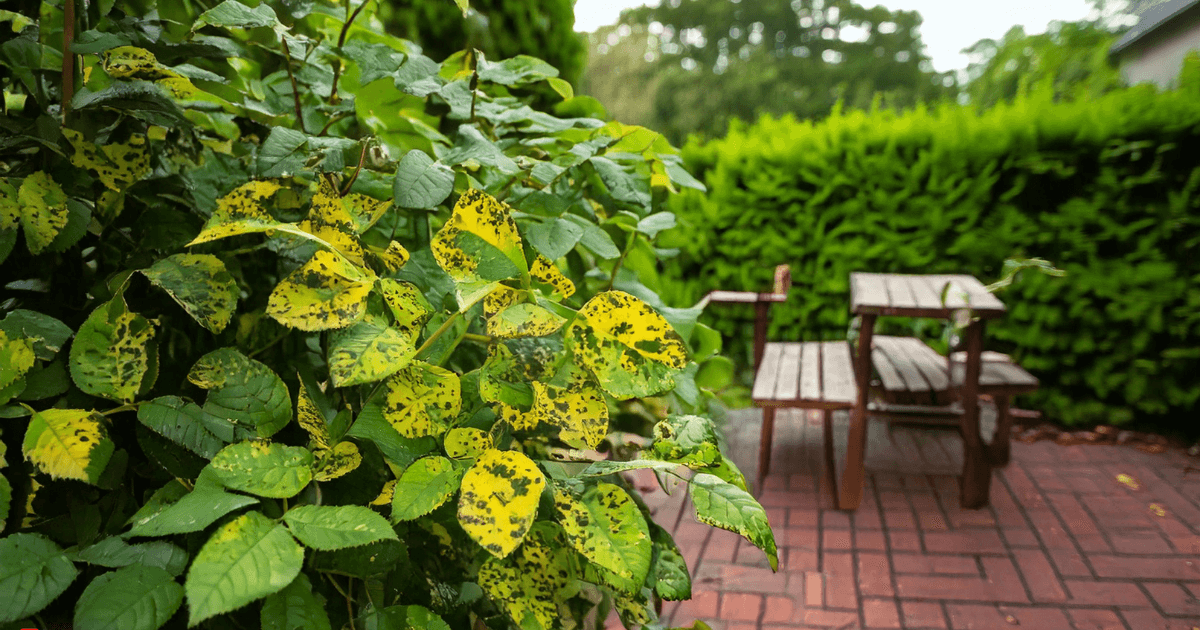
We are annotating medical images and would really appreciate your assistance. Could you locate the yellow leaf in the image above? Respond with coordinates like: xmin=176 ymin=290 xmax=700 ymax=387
xmin=553 ymin=483 xmax=650 ymax=585
xmin=431 ymin=189 xmax=527 ymax=309
xmin=69 ymin=296 xmax=156 ymax=403
xmin=1116 ymin=473 xmax=1140 ymax=490
xmin=383 ymin=361 xmax=461 ymax=438
xmin=530 ymin=256 xmax=574 ymax=298
xmin=371 ymin=480 xmax=397 ymax=506
xmin=188 ymin=180 xmax=284 ymax=245
xmin=567 ymin=291 xmax=688 ymax=399
xmin=297 ymin=379 xmax=330 ymax=450
xmin=478 ymin=529 xmax=571 ymax=629
xmin=484 ymin=285 xmax=521 ymax=318
xmin=458 ymin=449 xmax=545 ymax=558
xmin=327 ymin=315 xmax=415 ymax=386
xmin=343 ymin=193 xmax=390 ymax=234
xmin=373 ymin=241 xmax=410 ymax=271
xmin=313 ymin=441 xmax=362 ymax=481
xmin=0 ymin=179 xmax=18 ymax=230
xmin=531 ymin=380 xmax=608 ymax=449
xmin=103 ymin=46 xmax=179 ymax=81
xmin=0 ymin=330 xmax=35 ymax=391
xmin=266 ymin=250 xmax=374 ymax=331
xmin=299 ymin=220 xmax=366 ymax=267
xmin=495 ymin=402 xmax=538 ymax=431
xmin=378 ymin=279 xmax=433 ymax=340
xmin=22 ymin=408 xmax=115 ymax=484
xmin=1149 ymin=503 xmax=1166 ymax=517
xmin=17 ymin=171 xmax=69 ymax=254
xmin=307 ymin=177 xmax=358 ymax=233
xmin=445 ymin=427 xmax=493 ymax=459
xmin=487 ymin=302 xmax=566 ymax=339
xmin=62 ymin=129 xmax=151 ymax=192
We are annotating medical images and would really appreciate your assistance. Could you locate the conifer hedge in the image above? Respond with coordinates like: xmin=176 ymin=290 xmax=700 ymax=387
xmin=660 ymin=79 xmax=1200 ymax=429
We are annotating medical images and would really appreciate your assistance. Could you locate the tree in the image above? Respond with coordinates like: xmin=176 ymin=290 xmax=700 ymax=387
xmin=582 ymin=0 xmax=956 ymax=143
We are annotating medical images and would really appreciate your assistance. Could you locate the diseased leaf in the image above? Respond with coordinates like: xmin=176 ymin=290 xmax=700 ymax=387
xmin=17 ymin=171 xmax=69 ymax=254
xmin=0 ymin=533 xmax=78 ymax=624
xmin=143 ymin=254 xmax=238 ymax=333
xmin=23 ymin=408 xmax=115 ymax=484
xmin=0 ymin=180 xmax=18 ymax=231
xmin=283 ymin=505 xmax=397 ymax=550
xmin=567 ymin=291 xmax=688 ymax=399
xmin=0 ymin=330 xmax=34 ymax=391
xmin=649 ymin=522 xmax=691 ymax=600
xmin=209 ymin=441 xmax=313 ymax=499
xmin=187 ymin=180 xmax=283 ymax=245
xmin=313 ymin=441 xmax=361 ymax=482
xmin=647 ymin=415 xmax=721 ymax=468
xmin=343 ymin=193 xmax=390 ymax=234
xmin=185 ymin=511 xmax=304 ymax=625
xmin=444 ymin=427 xmax=492 ymax=459
xmin=383 ymin=361 xmax=461 ymax=438
xmin=62 ymin=129 xmax=151 ymax=192
xmin=391 ymin=455 xmax=462 ymax=521
xmin=126 ymin=484 xmax=258 ymax=538
xmin=378 ymin=279 xmax=434 ymax=340
xmin=297 ymin=379 xmax=330 ymax=450
xmin=553 ymin=482 xmax=650 ymax=590
xmin=689 ymin=473 xmax=778 ymax=571
xmin=372 ymin=241 xmax=410 ymax=271
xmin=529 ymin=256 xmax=575 ymax=298
xmin=261 ymin=573 xmax=331 ymax=630
xmin=394 ymin=150 xmax=454 ymax=210
xmin=0 ymin=309 xmax=75 ymax=361
xmin=431 ymin=189 xmax=527 ymax=309
xmin=576 ymin=459 xmax=683 ymax=478
xmin=74 ymin=565 xmax=183 ymax=630
xmin=327 ymin=315 xmax=415 ymax=387
xmin=188 ymin=348 xmax=291 ymax=438
xmin=458 ymin=449 xmax=545 ymax=558
xmin=613 ymin=587 xmax=658 ymax=628
xmin=267 ymin=250 xmax=375 ymax=331
xmin=494 ymin=402 xmax=537 ymax=431
xmin=488 ymin=302 xmax=565 ymax=339
xmin=531 ymin=380 xmax=608 ymax=449
xmin=137 ymin=396 xmax=226 ymax=459
xmin=69 ymin=295 xmax=155 ymax=403
xmin=477 ymin=527 xmax=570 ymax=630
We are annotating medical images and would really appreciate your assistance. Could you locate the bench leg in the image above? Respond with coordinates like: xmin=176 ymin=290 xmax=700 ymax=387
xmin=758 ymin=407 xmax=776 ymax=490
xmin=822 ymin=409 xmax=839 ymax=509
xmin=959 ymin=320 xmax=992 ymax=509
xmin=987 ymin=396 xmax=1013 ymax=467
xmin=837 ymin=405 xmax=869 ymax=510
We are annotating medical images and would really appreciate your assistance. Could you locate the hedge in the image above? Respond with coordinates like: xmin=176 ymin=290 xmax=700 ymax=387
xmin=659 ymin=80 xmax=1200 ymax=429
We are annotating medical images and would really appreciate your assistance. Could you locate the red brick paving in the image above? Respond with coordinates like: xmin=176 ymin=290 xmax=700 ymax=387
xmin=637 ymin=407 xmax=1200 ymax=630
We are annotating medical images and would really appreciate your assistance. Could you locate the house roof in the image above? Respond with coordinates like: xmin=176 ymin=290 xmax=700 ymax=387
xmin=1111 ymin=0 xmax=1200 ymax=54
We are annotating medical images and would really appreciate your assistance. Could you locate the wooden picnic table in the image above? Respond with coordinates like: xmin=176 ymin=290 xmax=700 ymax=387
xmin=844 ymin=273 xmax=1007 ymax=510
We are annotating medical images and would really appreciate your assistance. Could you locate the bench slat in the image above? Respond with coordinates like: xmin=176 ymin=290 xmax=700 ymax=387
xmin=873 ymin=336 xmax=936 ymax=392
xmin=852 ymin=273 xmax=891 ymax=311
xmin=821 ymin=341 xmax=857 ymax=404
xmin=752 ymin=343 xmax=783 ymax=401
xmin=895 ymin=337 xmax=951 ymax=391
xmin=871 ymin=342 xmax=908 ymax=392
xmin=906 ymin=274 xmax=941 ymax=308
xmin=885 ymin=274 xmax=918 ymax=308
xmin=951 ymin=361 xmax=1039 ymax=394
xmin=799 ymin=342 xmax=821 ymax=402
xmin=774 ymin=343 xmax=802 ymax=401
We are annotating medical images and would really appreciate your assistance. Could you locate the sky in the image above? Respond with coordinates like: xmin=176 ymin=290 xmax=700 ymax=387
xmin=574 ymin=0 xmax=1097 ymax=73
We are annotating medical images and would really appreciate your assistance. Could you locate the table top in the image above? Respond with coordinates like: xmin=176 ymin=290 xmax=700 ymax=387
xmin=850 ymin=273 xmax=1006 ymax=319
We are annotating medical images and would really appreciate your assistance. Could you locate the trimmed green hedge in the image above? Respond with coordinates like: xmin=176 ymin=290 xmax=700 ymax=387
xmin=660 ymin=83 xmax=1200 ymax=429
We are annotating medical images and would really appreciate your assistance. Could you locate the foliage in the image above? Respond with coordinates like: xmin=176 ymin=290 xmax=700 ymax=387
xmin=0 ymin=1 xmax=773 ymax=629
xmin=660 ymin=83 xmax=1200 ymax=430
xmin=581 ymin=0 xmax=956 ymax=143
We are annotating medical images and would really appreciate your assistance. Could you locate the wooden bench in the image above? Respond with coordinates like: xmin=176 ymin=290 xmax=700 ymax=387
xmin=871 ymin=335 xmax=1039 ymax=466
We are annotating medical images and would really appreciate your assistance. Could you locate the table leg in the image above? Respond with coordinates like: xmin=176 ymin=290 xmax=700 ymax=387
xmin=838 ymin=314 xmax=875 ymax=510
xmin=758 ymin=406 xmax=776 ymax=492
xmin=987 ymin=397 xmax=1013 ymax=467
xmin=960 ymin=319 xmax=991 ymax=509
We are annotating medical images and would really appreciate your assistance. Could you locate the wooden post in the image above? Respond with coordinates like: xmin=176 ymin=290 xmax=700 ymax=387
xmin=959 ymin=319 xmax=991 ymax=508
xmin=753 ymin=301 xmax=769 ymax=371
xmin=838 ymin=314 xmax=875 ymax=510
xmin=757 ymin=407 xmax=776 ymax=493
xmin=988 ymin=396 xmax=1013 ymax=467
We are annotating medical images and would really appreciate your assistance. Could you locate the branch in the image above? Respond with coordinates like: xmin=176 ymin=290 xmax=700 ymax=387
xmin=340 ymin=140 xmax=370 ymax=195
xmin=61 ymin=0 xmax=75 ymax=115
xmin=281 ymin=37 xmax=308 ymax=134
xmin=330 ymin=0 xmax=370 ymax=104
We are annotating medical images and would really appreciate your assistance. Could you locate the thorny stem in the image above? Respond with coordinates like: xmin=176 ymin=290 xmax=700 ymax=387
xmin=281 ymin=37 xmax=308 ymax=134
xmin=340 ymin=140 xmax=370 ymax=195
xmin=329 ymin=0 xmax=369 ymax=104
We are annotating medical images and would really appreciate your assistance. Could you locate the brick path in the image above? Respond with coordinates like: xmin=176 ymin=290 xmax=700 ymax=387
xmin=635 ymin=407 xmax=1200 ymax=630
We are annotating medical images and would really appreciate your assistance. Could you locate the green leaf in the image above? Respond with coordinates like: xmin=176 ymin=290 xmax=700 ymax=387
xmin=257 ymin=127 xmax=308 ymax=178
xmin=138 ymin=396 xmax=227 ymax=459
xmin=576 ymin=459 xmax=684 ymax=477
xmin=0 ymin=309 xmax=73 ymax=361
xmin=382 ymin=361 xmax=461 ymax=439
xmin=649 ymin=522 xmax=691 ymax=600
xmin=547 ymin=77 xmax=573 ymax=100
xmin=591 ymin=156 xmax=651 ymax=210
xmin=0 ymin=330 xmax=34 ymax=391
xmin=267 ymin=250 xmax=375 ymax=331
xmin=525 ymin=218 xmax=584 ymax=261
xmin=0 ymin=533 xmax=78 ymax=623
xmin=477 ymin=527 xmax=570 ymax=630
xmin=76 ymin=536 xmax=189 ymax=576
xmin=562 ymin=214 xmax=621 ymax=259
xmin=327 ymin=316 xmax=415 ymax=387
xmin=0 ymin=475 xmax=9 ymax=532
xmin=210 ymin=441 xmax=313 ymax=499
xmin=185 ymin=511 xmax=304 ymax=625
xmin=127 ymin=485 xmax=258 ymax=538
xmin=636 ymin=212 xmax=676 ymax=239
xmin=188 ymin=348 xmax=291 ymax=438
xmin=69 ymin=294 xmax=155 ymax=403
xmin=689 ymin=473 xmax=778 ymax=571
xmin=391 ymin=455 xmax=462 ymax=521
xmin=554 ymin=482 xmax=650 ymax=590
xmin=74 ymin=565 xmax=183 ymax=630
xmin=282 ymin=505 xmax=397 ymax=550
xmin=567 ymin=291 xmax=688 ymax=399
xmin=478 ymin=55 xmax=559 ymax=86
xmin=346 ymin=400 xmax=436 ymax=469
xmin=261 ymin=573 xmax=331 ymax=630
xmin=431 ymin=189 xmax=527 ymax=309
xmin=310 ymin=539 xmax=407 ymax=578
xmin=15 ymin=360 xmax=69 ymax=401
xmin=23 ymin=408 xmax=115 ymax=484
xmin=393 ymin=150 xmax=454 ymax=210
xmin=17 ymin=171 xmax=69 ymax=254
xmin=194 ymin=0 xmax=285 ymax=33
xmin=142 ymin=254 xmax=238 ymax=333
xmin=648 ymin=415 xmax=721 ymax=468
xmin=187 ymin=180 xmax=284 ymax=245
xmin=457 ymin=449 xmax=545 ymax=558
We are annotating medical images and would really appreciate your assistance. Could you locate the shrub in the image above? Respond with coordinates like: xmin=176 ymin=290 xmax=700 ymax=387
xmin=0 ymin=2 xmax=773 ymax=628
xmin=661 ymin=87 xmax=1200 ymax=429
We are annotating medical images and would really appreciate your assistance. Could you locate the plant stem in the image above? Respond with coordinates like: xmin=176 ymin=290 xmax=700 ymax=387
xmin=317 ymin=111 xmax=353 ymax=137
xmin=604 ymin=231 xmax=639 ymax=291
xmin=281 ymin=37 xmax=308 ymax=134
xmin=462 ymin=333 xmax=493 ymax=343
xmin=61 ymin=0 xmax=76 ymax=116
xmin=340 ymin=140 xmax=370 ymax=195
xmin=330 ymin=0 xmax=369 ymax=104
xmin=414 ymin=310 xmax=462 ymax=359
xmin=101 ymin=402 xmax=145 ymax=416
